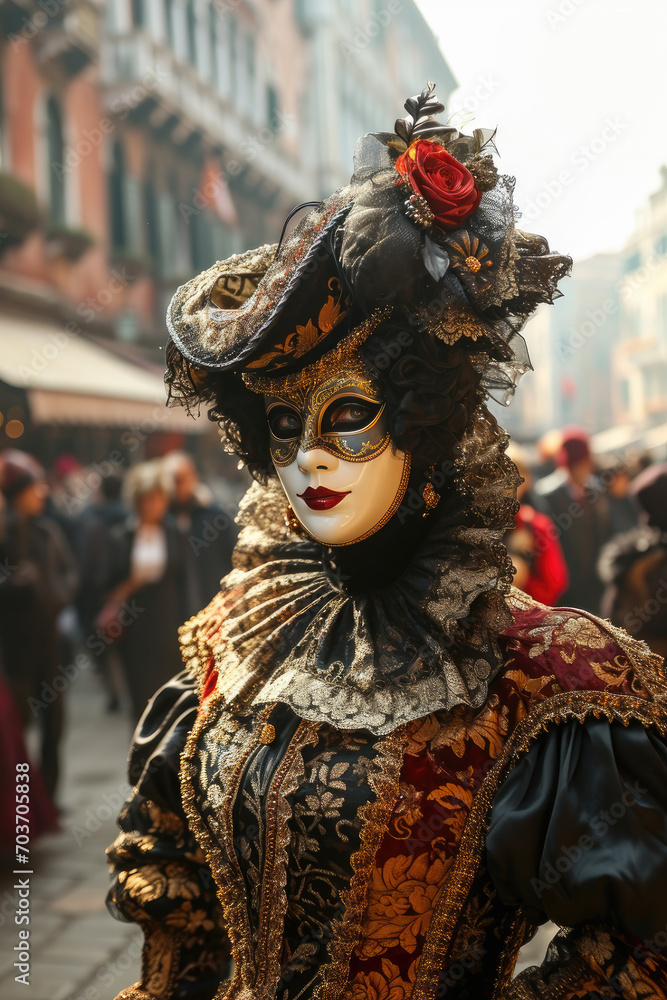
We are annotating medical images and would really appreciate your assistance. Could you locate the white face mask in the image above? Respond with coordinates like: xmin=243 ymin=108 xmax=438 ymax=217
xmin=264 ymin=363 xmax=411 ymax=546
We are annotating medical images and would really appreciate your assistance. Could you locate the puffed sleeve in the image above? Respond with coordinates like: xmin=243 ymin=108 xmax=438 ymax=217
xmin=106 ymin=672 xmax=231 ymax=1000
xmin=486 ymin=716 xmax=667 ymax=997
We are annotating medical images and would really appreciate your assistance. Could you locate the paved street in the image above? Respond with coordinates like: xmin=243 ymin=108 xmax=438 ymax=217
xmin=0 ymin=666 xmax=555 ymax=999
xmin=0 ymin=669 xmax=141 ymax=1000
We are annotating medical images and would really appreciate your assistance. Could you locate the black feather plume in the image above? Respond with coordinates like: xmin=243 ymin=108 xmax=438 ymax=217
xmin=394 ymin=82 xmax=455 ymax=144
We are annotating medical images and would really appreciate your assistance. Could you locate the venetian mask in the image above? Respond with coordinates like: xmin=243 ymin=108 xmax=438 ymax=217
xmin=264 ymin=361 xmax=410 ymax=546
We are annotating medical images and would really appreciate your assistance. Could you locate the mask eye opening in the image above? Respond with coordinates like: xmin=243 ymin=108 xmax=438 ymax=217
xmin=267 ymin=403 xmax=303 ymax=441
xmin=320 ymin=395 xmax=384 ymax=436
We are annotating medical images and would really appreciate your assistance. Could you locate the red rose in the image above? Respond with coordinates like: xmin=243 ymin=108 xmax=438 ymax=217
xmin=395 ymin=139 xmax=482 ymax=229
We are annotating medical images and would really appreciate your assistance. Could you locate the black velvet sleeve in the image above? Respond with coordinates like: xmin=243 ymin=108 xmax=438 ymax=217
xmin=486 ymin=716 xmax=667 ymax=998
xmin=106 ymin=672 xmax=231 ymax=1000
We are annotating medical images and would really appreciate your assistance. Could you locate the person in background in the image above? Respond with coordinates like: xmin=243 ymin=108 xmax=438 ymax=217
xmin=599 ymin=462 xmax=667 ymax=659
xmin=163 ymin=451 xmax=237 ymax=618
xmin=505 ymin=444 xmax=569 ymax=606
xmin=597 ymin=456 xmax=641 ymax=537
xmin=509 ymin=443 xmax=550 ymax=514
xmin=0 ymin=458 xmax=58 ymax=850
xmin=101 ymin=460 xmax=187 ymax=722
xmin=0 ymin=665 xmax=59 ymax=853
xmin=46 ymin=453 xmax=84 ymax=549
xmin=76 ymin=472 xmax=128 ymax=712
xmin=541 ymin=427 xmax=611 ymax=613
xmin=531 ymin=428 xmax=563 ymax=490
xmin=45 ymin=453 xmax=87 ymax=679
xmin=0 ymin=450 xmax=78 ymax=799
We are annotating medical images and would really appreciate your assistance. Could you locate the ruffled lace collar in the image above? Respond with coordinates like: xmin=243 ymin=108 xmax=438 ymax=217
xmin=179 ymin=408 xmax=518 ymax=734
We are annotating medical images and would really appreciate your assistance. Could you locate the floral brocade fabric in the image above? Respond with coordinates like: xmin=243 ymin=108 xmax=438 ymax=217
xmin=107 ymin=586 xmax=667 ymax=1000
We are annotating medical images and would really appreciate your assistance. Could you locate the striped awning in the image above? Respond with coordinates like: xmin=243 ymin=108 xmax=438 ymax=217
xmin=0 ymin=312 xmax=205 ymax=432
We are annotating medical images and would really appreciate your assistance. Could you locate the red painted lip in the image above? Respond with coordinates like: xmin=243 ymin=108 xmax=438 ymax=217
xmin=297 ymin=486 xmax=350 ymax=510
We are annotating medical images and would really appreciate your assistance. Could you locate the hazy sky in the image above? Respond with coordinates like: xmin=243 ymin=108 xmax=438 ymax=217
xmin=414 ymin=0 xmax=666 ymax=262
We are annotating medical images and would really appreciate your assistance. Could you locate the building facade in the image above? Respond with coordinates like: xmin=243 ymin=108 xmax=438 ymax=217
xmin=612 ymin=166 xmax=667 ymax=428
xmin=0 ymin=0 xmax=455 ymax=462
xmin=502 ymin=165 xmax=667 ymax=461
xmin=500 ymin=251 xmax=625 ymax=443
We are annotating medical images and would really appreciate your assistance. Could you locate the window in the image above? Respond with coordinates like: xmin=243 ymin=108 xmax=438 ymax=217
xmin=209 ymin=5 xmax=219 ymax=86
xmin=642 ymin=367 xmax=655 ymax=400
xmin=46 ymin=97 xmax=65 ymax=226
xmin=189 ymin=210 xmax=214 ymax=273
xmin=229 ymin=17 xmax=237 ymax=97
xmin=131 ymin=0 xmax=145 ymax=27
xmin=109 ymin=141 xmax=126 ymax=250
xmin=167 ymin=170 xmax=191 ymax=276
xmin=143 ymin=166 xmax=160 ymax=260
xmin=0 ymin=72 xmax=5 ymax=170
xmin=266 ymin=84 xmax=278 ymax=129
xmin=659 ymin=294 xmax=667 ymax=340
xmin=245 ymin=33 xmax=255 ymax=101
xmin=164 ymin=0 xmax=174 ymax=48
xmin=294 ymin=0 xmax=311 ymax=31
xmin=371 ymin=0 xmax=388 ymax=43
xmin=624 ymin=250 xmax=641 ymax=273
xmin=186 ymin=0 xmax=197 ymax=66
xmin=623 ymin=305 xmax=640 ymax=339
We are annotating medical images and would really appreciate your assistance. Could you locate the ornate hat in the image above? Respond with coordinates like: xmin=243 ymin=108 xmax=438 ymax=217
xmin=166 ymin=84 xmax=571 ymax=403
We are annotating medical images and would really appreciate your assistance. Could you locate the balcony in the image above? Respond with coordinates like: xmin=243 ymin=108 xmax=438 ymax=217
xmin=28 ymin=0 xmax=100 ymax=77
xmin=100 ymin=33 xmax=307 ymax=204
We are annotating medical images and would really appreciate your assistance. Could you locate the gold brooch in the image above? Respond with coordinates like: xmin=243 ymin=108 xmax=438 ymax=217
xmin=259 ymin=724 xmax=276 ymax=745
xmin=422 ymin=481 xmax=440 ymax=516
xmin=449 ymin=232 xmax=493 ymax=274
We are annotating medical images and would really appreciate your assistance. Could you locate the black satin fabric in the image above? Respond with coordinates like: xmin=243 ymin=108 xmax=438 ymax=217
xmin=127 ymin=669 xmax=200 ymax=816
xmin=486 ymin=717 xmax=667 ymax=945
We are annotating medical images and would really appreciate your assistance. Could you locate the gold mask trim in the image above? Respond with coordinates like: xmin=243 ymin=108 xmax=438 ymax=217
xmin=266 ymin=378 xmax=390 ymax=468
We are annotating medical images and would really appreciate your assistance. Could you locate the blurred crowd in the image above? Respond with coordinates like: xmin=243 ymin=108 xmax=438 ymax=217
xmin=3 ymin=427 xmax=667 ymax=852
xmin=0 ymin=448 xmax=239 ymax=853
xmin=505 ymin=427 xmax=667 ymax=659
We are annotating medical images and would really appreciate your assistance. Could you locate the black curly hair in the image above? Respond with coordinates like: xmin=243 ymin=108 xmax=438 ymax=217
xmin=165 ymin=316 xmax=484 ymax=484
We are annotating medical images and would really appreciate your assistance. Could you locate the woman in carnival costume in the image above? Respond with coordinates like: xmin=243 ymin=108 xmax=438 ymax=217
xmin=107 ymin=86 xmax=667 ymax=1000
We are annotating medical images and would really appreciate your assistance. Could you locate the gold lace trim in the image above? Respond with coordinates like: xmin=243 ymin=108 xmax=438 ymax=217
xmin=316 ymin=724 xmax=411 ymax=1000
xmin=412 ymin=690 xmax=667 ymax=1000
xmin=181 ymin=694 xmax=323 ymax=1000
xmin=499 ymin=949 xmax=601 ymax=1000
xmin=327 ymin=452 xmax=412 ymax=548
xmin=490 ymin=912 xmax=532 ymax=998
xmin=114 ymin=988 xmax=157 ymax=1000
xmin=180 ymin=695 xmax=249 ymax=997
xmin=257 ymin=720 xmax=321 ymax=995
